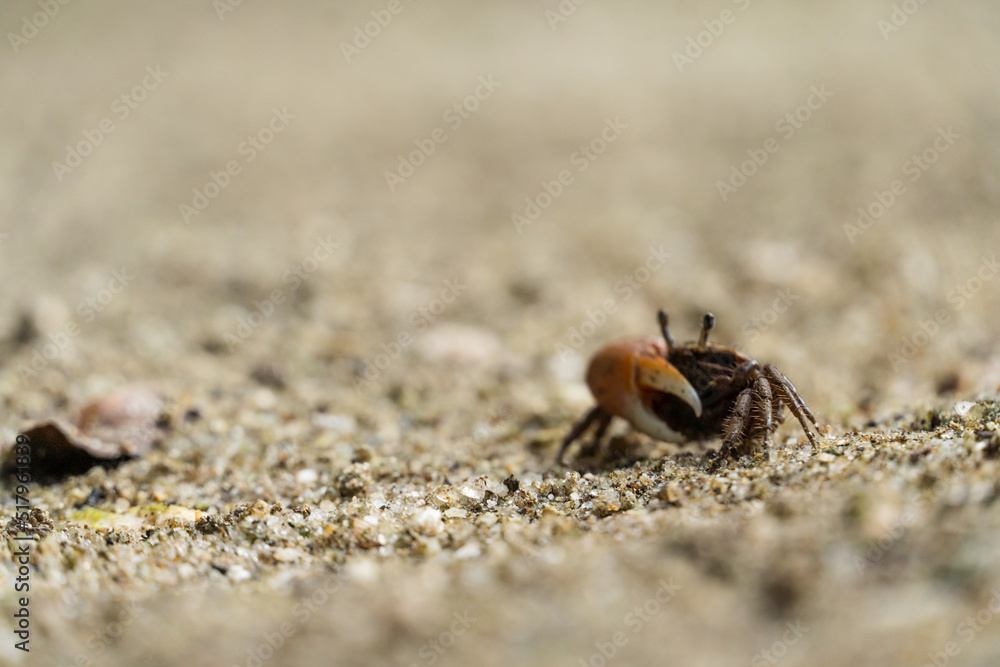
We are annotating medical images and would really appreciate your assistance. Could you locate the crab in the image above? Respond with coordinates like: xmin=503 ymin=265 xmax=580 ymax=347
xmin=557 ymin=309 xmax=822 ymax=467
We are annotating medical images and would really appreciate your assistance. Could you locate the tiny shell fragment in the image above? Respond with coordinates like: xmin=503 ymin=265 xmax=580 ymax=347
xmin=77 ymin=384 xmax=162 ymax=456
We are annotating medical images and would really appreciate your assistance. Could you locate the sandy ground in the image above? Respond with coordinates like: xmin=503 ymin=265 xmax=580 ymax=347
xmin=2 ymin=1 xmax=1000 ymax=665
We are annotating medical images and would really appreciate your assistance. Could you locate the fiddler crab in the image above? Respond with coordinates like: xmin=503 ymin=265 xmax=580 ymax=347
xmin=557 ymin=309 xmax=823 ymax=468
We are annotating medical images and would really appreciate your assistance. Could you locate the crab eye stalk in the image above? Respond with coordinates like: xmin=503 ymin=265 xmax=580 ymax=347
xmin=698 ymin=313 xmax=715 ymax=349
xmin=657 ymin=309 xmax=676 ymax=351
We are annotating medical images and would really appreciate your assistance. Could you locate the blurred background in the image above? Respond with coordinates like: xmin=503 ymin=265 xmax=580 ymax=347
xmin=2 ymin=1 xmax=1000 ymax=665
xmin=2 ymin=0 xmax=999 ymax=417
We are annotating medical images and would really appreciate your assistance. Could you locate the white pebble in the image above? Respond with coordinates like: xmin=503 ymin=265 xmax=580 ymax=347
xmin=454 ymin=543 xmax=481 ymax=559
xmin=954 ymin=401 xmax=975 ymax=417
xmin=460 ymin=485 xmax=484 ymax=501
xmin=272 ymin=548 xmax=302 ymax=563
xmin=416 ymin=324 xmax=503 ymax=369
xmin=252 ymin=388 xmax=277 ymax=410
xmin=312 ymin=413 xmax=357 ymax=434
xmin=411 ymin=508 xmax=444 ymax=536
xmin=296 ymin=468 xmax=319 ymax=485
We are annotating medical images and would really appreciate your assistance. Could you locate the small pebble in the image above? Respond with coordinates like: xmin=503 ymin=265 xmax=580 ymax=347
xmin=312 ymin=413 xmax=357 ymax=434
xmin=296 ymin=469 xmax=319 ymax=485
xmin=252 ymin=388 xmax=277 ymax=411
xmin=272 ymin=548 xmax=302 ymax=563
xmin=454 ymin=543 xmax=481 ymax=559
xmin=411 ymin=508 xmax=444 ymax=536
xmin=954 ymin=401 xmax=975 ymax=417
xmin=415 ymin=324 xmax=504 ymax=369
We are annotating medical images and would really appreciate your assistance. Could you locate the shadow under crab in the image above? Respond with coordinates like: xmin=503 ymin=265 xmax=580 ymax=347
xmin=558 ymin=309 xmax=823 ymax=468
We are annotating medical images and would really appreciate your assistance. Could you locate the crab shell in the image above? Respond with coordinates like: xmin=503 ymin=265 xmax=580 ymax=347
xmin=585 ymin=336 xmax=703 ymax=442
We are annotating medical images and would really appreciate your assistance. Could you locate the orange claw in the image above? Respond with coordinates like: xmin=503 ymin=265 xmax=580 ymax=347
xmin=635 ymin=355 xmax=702 ymax=418
xmin=585 ymin=337 xmax=701 ymax=443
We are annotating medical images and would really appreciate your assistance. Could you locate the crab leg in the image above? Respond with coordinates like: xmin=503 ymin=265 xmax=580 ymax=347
xmin=718 ymin=388 xmax=753 ymax=457
xmin=753 ymin=375 xmax=774 ymax=448
xmin=557 ymin=406 xmax=605 ymax=464
xmin=579 ymin=411 xmax=613 ymax=458
xmin=777 ymin=369 xmax=819 ymax=431
xmin=762 ymin=365 xmax=819 ymax=444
